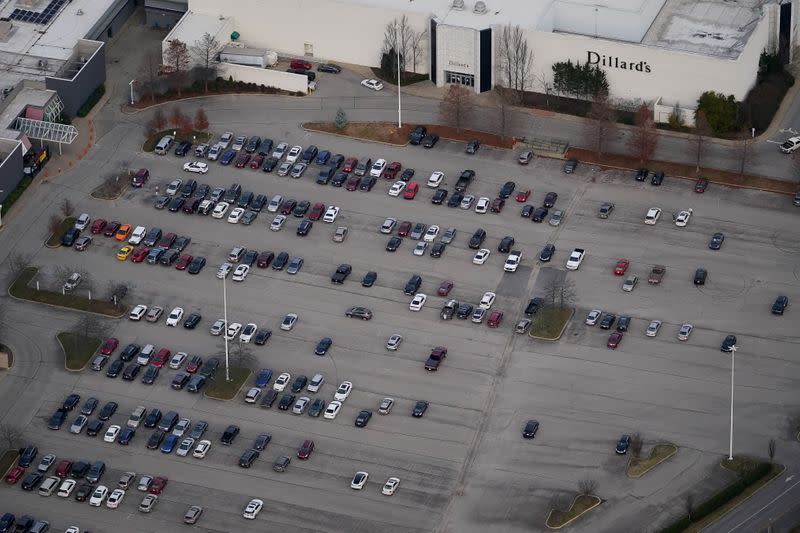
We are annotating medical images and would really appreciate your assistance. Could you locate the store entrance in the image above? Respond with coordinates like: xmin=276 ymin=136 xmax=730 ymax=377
xmin=445 ymin=71 xmax=474 ymax=87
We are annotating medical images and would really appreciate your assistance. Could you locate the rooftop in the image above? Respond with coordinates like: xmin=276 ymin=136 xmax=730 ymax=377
xmin=164 ymin=10 xmax=232 ymax=47
xmin=0 ymin=83 xmax=56 ymax=140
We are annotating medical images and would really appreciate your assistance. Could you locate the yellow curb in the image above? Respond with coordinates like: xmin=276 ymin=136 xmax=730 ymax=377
xmin=626 ymin=443 xmax=678 ymax=478
xmin=546 ymin=494 xmax=602 ymax=529
xmin=529 ymin=308 xmax=575 ymax=341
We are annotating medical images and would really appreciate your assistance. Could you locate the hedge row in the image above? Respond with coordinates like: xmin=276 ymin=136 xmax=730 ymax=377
xmin=76 ymin=84 xmax=105 ymax=117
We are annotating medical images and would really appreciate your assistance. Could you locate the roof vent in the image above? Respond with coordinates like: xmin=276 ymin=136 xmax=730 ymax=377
xmin=473 ymin=1 xmax=487 ymax=14
xmin=452 ymin=0 xmax=464 ymax=9
xmin=76 ymin=9 xmax=83 ymax=15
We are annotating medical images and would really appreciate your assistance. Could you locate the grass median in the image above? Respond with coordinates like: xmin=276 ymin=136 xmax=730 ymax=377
xmin=45 ymin=217 xmax=76 ymax=248
xmin=57 ymin=332 xmax=101 ymax=371
xmin=205 ymin=367 xmax=251 ymax=401
xmin=0 ymin=449 xmax=20 ymax=477
xmin=546 ymin=494 xmax=601 ymax=529
xmin=627 ymin=443 xmax=677 ymax=478
xmin=529 ymin=307 xmax=574 ymax=340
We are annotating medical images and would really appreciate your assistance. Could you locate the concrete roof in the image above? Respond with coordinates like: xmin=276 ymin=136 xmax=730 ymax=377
xmin=164 ymin=10 xmax=232 ymax=46
xmin=0 ymin=84 xmax=56 ymax=141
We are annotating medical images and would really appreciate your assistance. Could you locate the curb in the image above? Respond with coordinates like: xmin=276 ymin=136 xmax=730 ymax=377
xmin=529 ymin=308 xmax=574 ymax=341
xmin=204 ymin=369 xmax=252 ymax=402
xmin=301 ymin=124 xmax=410 ymax=147
xmin=626 ymin=443 xmax=678 ymax=478
xmin=7 ymin=271 xmax=129 ymax=319
xmin=545 ymin=494 xmax=602 ymax=529
xmin=123 ymin=90 xmax=306 ymax=115
xmin=91 ymin=182 xmax=130 ymax=201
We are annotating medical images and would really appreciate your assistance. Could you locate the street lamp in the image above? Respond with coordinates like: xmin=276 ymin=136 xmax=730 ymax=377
xmin=222 ymin=274 xmax=230 ymax=382
xmin=728 ymin=344 xmax=738 ymax=460
xmin=128 ymin=80 xmax=135 ymax=105
xmin=395 ymin=23 xmax=402 ymax=128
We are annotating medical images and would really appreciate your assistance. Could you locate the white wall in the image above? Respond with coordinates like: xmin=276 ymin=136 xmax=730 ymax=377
xmin=189 ymin=0 xmax=429 ymax=72
xmin=217 ymin=63 xmax=309 ymax=93
xmin=546 ymin=0 xmax=666 ymax=43
xmin=435 ymin=24 xmax=479 ymax=87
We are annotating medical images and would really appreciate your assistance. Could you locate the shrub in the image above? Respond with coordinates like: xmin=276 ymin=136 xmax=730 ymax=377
xmin=334 ymin=108 xmax=348 ymax=130
xmin=740 ymin=71 xmax=795 ymax=133
xmin=696 ymin=91 xmax=738 ymax=134
xmin=76 ymin=84 xmax=105 ymax=117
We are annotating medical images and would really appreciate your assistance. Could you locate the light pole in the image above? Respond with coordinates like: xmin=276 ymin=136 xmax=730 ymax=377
xmin=222 ymin=274 xmax=230 ymax=382
xmin=395 ymin=23 xmax=402 ymax=128
xmin=128 ymin=80 xmax=135 ymax=105
xmin=728 ymin=344 xmax=738 ymax=461
xmin=0 ymin=189 xmax=4 ymax=228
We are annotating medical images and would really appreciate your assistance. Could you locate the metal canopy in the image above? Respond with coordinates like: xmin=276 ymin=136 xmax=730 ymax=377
xmin=13 ymin=116 xmax=78 ymax=154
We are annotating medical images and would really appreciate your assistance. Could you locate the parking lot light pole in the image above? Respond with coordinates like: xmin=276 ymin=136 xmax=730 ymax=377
xmin=396 ymin=23 xmax=402 ymax=128
xmin=728 ymin=344 xmax=738 ymax=460
xmin=223 ymin=274 xmax=230 ymax=382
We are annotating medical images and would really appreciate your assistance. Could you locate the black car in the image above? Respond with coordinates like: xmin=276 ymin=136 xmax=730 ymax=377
xmin=355 ymin=410 xmax=372 ymax=427
xmin=308 ymin=398 xmax=325 ymax=417
xmin=146 ymin=429 xmax=166 ymax=450
xmin=772 ymin=295 xmax=789 ymax=315
xmin=63 ymin=394 xmax=80 ymax=411
xmin=291 ymin=375 xmax=308 ymax=393
xmin=616 ymin=434 xmax=632 ymax=454
xmin=86 ymin=419 xmax=104 ymax=437
xmin=241 ymin=249 xmax=258 ymax=267
xmin=447 ymin=192 xmax=463 ymax=208
xmin=317 ymin=63 xmax=342 ymax=73
xmin=154 ymin=195 xmax=170 ymax=209
xmin=316 ymin=167 xmax=334 ymax=185
xmin=397 ymin=168 xmax=414 ymax=182
xmin=253 ymin=433 xmax=272 ymax=451
xmin=468 ymin=229 xmax=486 ymax=249
xmin=330 ymin=264 xmax=353 ymax=285
xmin=81 ymin=397 xmax=99 ymax=416
xmin=498 ymin=236 xmax=515 ymax=253
xmin=260 ymin=389 xmax=279 ymax=408
xmin=456 ymin=303 xmax=474 ymax=319
xmin=220 ymin=425 xmax=240 ymax=445
xmin=237 ymin=191 xmax=254 ymax=209
xmin=412 ymin=400 xmax=429 ymax=418
xmin=183 ymin=313 xmax=201 ymax=329
xmin=297 ymin=220 xmax=313 ymax=236
xmin=278 ymin=394 xmax=296 ymax=411
xmin=171 ymin=373 xmax=190 ymax=390
xmin=262 ymin=157 xmax=279 ymax=172
xmin=254 ymin=329 xmax=272 ymax=345
xmin=241 ymin=211 xmax=258 ymax=227
xmin=522 ymin=419 xmax=540 ymax=439
xmin=432 ymin=189 xmax=448 ymax=204
xmin=47 ymin=409 xmax=67 ymax=430
xmin=245 ymin=136 xmax=261 ymax=153
xmin=328 ymin=154 xmax=345 ymax=169
xmin=61 ymin=228 xmax=80 ymax=246
xmin=174 ymin=141 xmax=191 ymax=156
xmin=180 ymin=179 xmax=197 ymax=198
xmin=532 ymin=207 xmax=549 ymax=223
xmin=143 ymin=408 xmax=162 ymax=429
xmin=543 ymin=192 xmax=558 ymax=208
xmin=272 ymin=252 xmax=289 ymax=270
xmin=188 ymin=375 xmax=206 ymax=393
xmin=498 ymin=181 xmax=516 ymax=199
xmin=404 ymin=274 xmax=422 ymax=295
xmin=539 ymin=243 xmax=555 ymax=262
xmin=257 ymin=139 xmax=274 ymax=156
xmin=120 ymin=343 xmax=140 ymax=362
xmin=98 ymin=401 xmax=118 ymax=421
xmin=465 ymin=139 xmax=480 ymax=154
xmin=386 ymin=236 xmax=402 ymax=252
xmin=198 ymin=357 xmax=220 ymax=378
xmin=142 ymin=365 xmax=159 ymax=385
xmin=430 ymin=242 xmax=446 ymax=257
xmin=524 ymin=297 xmax=544 ymax=317
xmin=159 ymin=249 xmax=180 ymax=266
xmin=708 ymin=232 xmax=725 ymax=250
xmin=694 ymin=268 xmax=707 ymax=285
xmin=616 ymin=316 xmax=631 ymax=332
xmin=422 ymin=134 xmax=439 ymax=148
xmin=293 ymin=201 xmax=311 ymax=218
xmin=168 ymin=197 xmax=185 ymax=212
xmin=409 ymin=125 xmax=427 ymax=145
xmin=187 ymin=256 xmax=206 ymax=274
xmin=314 ymin=337 xmax=333 ymax=356
xmin=250 ymin=194 xmax=267 ymax=212
xmin=21 ymin=472 xmax=43 ymax=491
xmin=635 ymin=168 xmax=648 ymax=181
xmin=194 ymin=183 xmax=210 ymax=199
xmin=359 ymin=176 xmax=377 ymax=191
xmin=599 ymin=314 xmax=617 ymax=330
xmin=70 ymin=461 xmax=90 ymax=479
xmin=521 ymin=204 xmax=534 ymax=218
xmin=651 ymin=171 xmax=665 ymax=186
xmin=105 ymin=358 xmax=124 ymax=378
xmin=720 ymin=335 xmax=737 ymax=352
xmin=362 ymin=271 xmax=377 ymax=287
xmin=301 ymin=145 xmax=318 ymax=164
xmin=331 ymin=171 xmax=348 ymax=187
xmin=239 ymin=449 xmax=259 ymax=468
xmin=563 ymin=158 xmax=578 ymax=174
xmin=74 ymin=483 xmax=92 ymax=501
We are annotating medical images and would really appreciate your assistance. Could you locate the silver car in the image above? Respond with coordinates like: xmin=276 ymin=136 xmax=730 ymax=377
xmin=678 ymin=323 xmax=694 ymax=341
xmin=210 ymin=319 xmax=226 ymax=336
xmin=646 ymin=320 xmax=662 ymax=337
xmin=380 ymin=218 xmax=397 ymax=234
xmin=441 ymin=227 xmax=457 ymax=244
xmin=386 ymin=334 xmax=403 ymax=351
xmin=585 ymin=309 xmax=602 ymax=326
xmin=549 ymin=210 xmax=563 ymax=226
xmin=70 ymin=415 xmax=89 ymax=434
xmin=292 ymin=397 xmax=310 ymax=415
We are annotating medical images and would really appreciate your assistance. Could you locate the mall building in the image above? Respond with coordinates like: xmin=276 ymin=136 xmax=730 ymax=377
xmin=172 ymin=0 xmax=795 ymax=124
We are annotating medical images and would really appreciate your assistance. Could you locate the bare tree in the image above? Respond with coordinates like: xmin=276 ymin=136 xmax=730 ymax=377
xmin=691 ymin=110 xmax=712 ymax=173
xmin=381 ymin=16 xmax=411 ymax=79
xmin=106 ymin=281 xmax=132 ymax=308
xmin=439 ymin=85 xmax=473 ymax=131
xmin=768 ymin=438 xmax=776 ymax=463
xmin=138 ymin=50 xmax=162 ymax=103
xmin=549 ymin=492 xmax=565 ymax=512
xmin=47 ymin=213 xmax=62 ymax=236
xmin=631 ymin=432 xmax=644 ymax=459
xmin=60 ymin=198 xmax=75 ymax=218
xmin=70 ymin=315 xmax=111 ymax=352
xmin=584 ymin=92 xmax=618 ymax=158
xmin=491 ymin=87 xmax=514 ymax=141
xmin=164 ymin=39 xmax=191 ymax=96
xmin=628 ymin=104 xmax=659 ymax=164
xmin=534 ymin=69 xmax=554 ymax=109
xmin=496 ymin=24 xmax=534 ymax=100
xmin=0 ymin=422 xmax=23 ymax=450
xmin=541 ymin=276 xmax=575 ymax=308
xmin=191 ymin=32 xmax=223 ymax=93
xmin=6 ymin=252 xmax=32 ymax=279
xmin=408 ymin=28 xmax=428 ymax=72
xmin=193 ymin=108 xmax=209 ymax=131
xmin=577 ymin=479 xmax=598 ymax=496
xmin=54 ymin=265 xmax=93 ymax=292
xmin=227 ymin=341 xmax=257 ymax=371
xmin=685 ymin=492 xmax=695 ymax=521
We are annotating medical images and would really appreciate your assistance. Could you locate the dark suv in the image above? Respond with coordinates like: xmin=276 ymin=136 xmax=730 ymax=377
xmin=468 ymin=229 xmax=487 ymax=249
xmin=720 ymin=335 xmax=737 ymax=352
xmin=403 ymin=274 xmax=422 ymax=295
xmin=409 ymin=125 xmax=427 ymax=145
xmin=772 ymin=295 xmax=789 ymax=315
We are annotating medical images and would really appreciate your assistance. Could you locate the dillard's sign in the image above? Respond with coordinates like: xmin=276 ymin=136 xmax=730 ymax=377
xmin=587 ymin=51 xmax=652 ymax=73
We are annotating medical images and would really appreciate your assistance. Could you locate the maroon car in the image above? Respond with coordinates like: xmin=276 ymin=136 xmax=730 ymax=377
xmin=91 ymin=219 xmax=107 ymax=234
xmin=384 ymin=161 xmax=402 ymax=179
xmin=175 ymin=254 xmax=193 ymax=270
xmin=345 ymin=176 xmax=360 ymax=191
xmin=234 ymin=153 xmax=250 ymax=168
xmin=607 ymin=332 xmax=623 ymax=349
xmin=249 ymin=155 xmax=264 ymax=169
xmin=152 ymin=348 xmax=170 ymax=368
xmin=490 ymin=198 xmax=505 ymax=213
xmin=342 ymin=157 xmax=357 ymax=173
xmin=397 ymin=221 xmax=412 ymax=237
xmin=150 ymin=476 xmax=168 ymax=494
xmin=694 ymin=178 xmax=709 ymax=193
xmin=297 ymin=439 xmax=315 ymax=460
xmin=280 ymin=199 xmax=297 ymax=216
xmin=157 ymin=232 xmax=177 ymax=249
xmin=103 ymin=221 xmax=121 ymax=237
xmin=437 ymin=280 xmax=454 ymax=296
xmin=185 ymin=356 xmax=203 ymax=374
xmin=308 ymin=203 xmax=325 ymax=221
xmin=424 ymin=346 xmax=448 ymax=371
xmin=131 ymin=246 xmax=150 ymax=263
xmin=100 ymin=337 xmax=119 ymax=356
xmin=256 ymin=251 xmax=274 ymax=268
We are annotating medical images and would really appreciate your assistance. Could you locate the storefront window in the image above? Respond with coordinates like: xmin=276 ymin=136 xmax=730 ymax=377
xmin=445 ymin=71 xmax=474 ymax=87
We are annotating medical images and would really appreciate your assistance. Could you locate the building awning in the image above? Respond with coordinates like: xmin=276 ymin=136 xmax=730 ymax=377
xmin=24 ymin=106 xmax=44 ymax=121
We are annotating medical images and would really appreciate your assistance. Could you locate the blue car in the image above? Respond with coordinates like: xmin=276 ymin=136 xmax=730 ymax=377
xmin=254 ymin=368 xmax=273 ymax=388
xmin=219 ymin=150 xmax=237 ymax=165
xmin=0 ymin=512 xmax=15 ymax=533
xmin=160 ymin=434 xmax=179 ymax=454
xmin=47 ymin=409 xmax=67 ymax=430
xmin=118 ymin=427 xmax=136 ymax=445
xmin=315 ymin=150 xmax=331 ymax=166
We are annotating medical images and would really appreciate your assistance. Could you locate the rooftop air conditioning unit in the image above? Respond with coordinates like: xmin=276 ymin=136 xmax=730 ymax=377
xmin=473 ymin=1 xmax=487 ymax=13
xmin=452 ymin=0 xmax=464 ymax=9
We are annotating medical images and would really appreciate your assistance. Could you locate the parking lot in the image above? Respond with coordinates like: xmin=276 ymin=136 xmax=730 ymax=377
xmin=2 ymin=118 xmax=800 ymax=533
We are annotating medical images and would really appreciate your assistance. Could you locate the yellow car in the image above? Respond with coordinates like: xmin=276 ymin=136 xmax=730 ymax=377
xmin=116 ymin=245 xmax=134 ymax=261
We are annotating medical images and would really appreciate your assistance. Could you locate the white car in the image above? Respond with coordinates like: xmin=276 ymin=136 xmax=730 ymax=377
xmin=351 ymin=471 xmax=369 ymax=489
xmin=646 ymin=319 xmax=662 ymax=337
xmin=165 ymin=307 xmax=184 ymax=327
xmin=644 ymin=207 xmax=662 ymax=225
xmin=585 ymin=309 xmax=602 ymax=326
xmin=424 ymin=225 xmax=440 ymax=242
xmin=129 ymin=226 xmax=146 ymax=245
xmin=225 ymin=322 xmax=242 ymax=340
xmin=240 ymin=323 xmax=258 ymax=343
xmin=165 ymin=179 xmax=182 ymax=196
xmin=270 ymin=214 xmax=287 ymax=231
xmin=193 ymin=439 xmax=211 ymax=458
xmin=89 ymin=485 xmax=109 ymax=507
xmin=386 ymin=334 xmax=403 ymax=351
xmin=168 ymin=352 xmax=187 ymax=369
xmin=678 ymin=323 xmax=694 ymax=341
xmin=292 ymin=396 xmax=310 ymax=414
xmin=382 ymin=477 xmax=400 ymax=496
xmin=286 ymin=145 xmax=302 ymax=163
xmin=75 ymin=213 xmax=91 ymax=230
xmin=388 ymin=181 xmax=406 ymax=196
xmin=473 ymin=248 xmax=491 ymax=265
xmin=227 ymin=207 xmax=245 ymax=223
xmin=216 ymin=262 xmax=233 ymax=279
xmin=273 ymin=372 xmax=291 ymax=392
xmin=460 ymin=195 xmax=475 ymax=209
xmin=323 ymin=400 xmax=342 ymax=419
xmin=280 ymin=313 xmax=298 ymax=331
xmin=231 ymin=135 xmax=247 ymax=151
xmin=361 ymin=79 xmax=383 ymax=91
xmin=504 ymin=251 xmax=522 ymax=272
xmin=267 ymin=195 xmax=283 ymax=212
xmin=211 ymin=201 xmax=230 ymax=219
xmin=57 ymin=479 xmax=76 ymax=498
xmin=272 ymin=142 xmax=289 ymax=159
xmin=307 ymin=374 xmax=325 ymax=393
xmin=675 ymin=209 xmax=692 ymax=227
xmin=129 ymin=304 xmax=147 ymax=321
xmin=409 ymin=293 xmax=427 ymax=311
xmin=427 ymin=171 xmax=444 ymax=188
xmin=565 ymin=248 xmax=586 ymax=270
xmin=176 ymin=437 xmax=195 ymax=457
xmin=479 ymin=291 xmax=496 ymax=310
xmin=218 ymin=132 xmax=234 ymax=149
xmin=207 ymin=143 xmax=222 ymax=160
xmin=104 ymin=425 xmax=121 ymax=443
xmin=380 ymin=217 xmax=397 ymax=233
xmin=243 ymin=498 xmax=264 ymax=520
xmin=182 ymin=161 xmax=208 ymax=174
xmin=323 ymin=206 xmax=340 ymax=223
xmin=413 ymin=241 xmax=428 ymax=256
xmin=106 ymin=488 xmax=125 ymax=509
xmin=780 ymin=136 xmax=800 ymax=153
xmin=334 ymin=381 xmax=353 ymax=401
xmin=232 ymin=264 xmax=249 ymax=281
xmin=475 ymin=197 xmax=491 ymax=213
xmin=173 ymin=417 xmax=191 ymax=437
xmin=370 ymin=158 xmax=387 ymax=177
xmin=138 ymin=493 xmax=158 ymax=512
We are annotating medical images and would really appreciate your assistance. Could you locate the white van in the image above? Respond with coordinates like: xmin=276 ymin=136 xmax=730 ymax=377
xmin=154 ymin=135 xmax=174 ymax=155
xmin=129 ymin=226 xmax=147 ymax=245
xmin=38 ymin=476 xmax=60 ymax=496
xmin=137 ymin=344 xmax=155 ymax=366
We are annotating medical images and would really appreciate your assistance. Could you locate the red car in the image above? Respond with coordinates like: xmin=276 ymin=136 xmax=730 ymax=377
xmin=384 ymin=161 xmax=402 ymax=179
xmin=157 ymin=232 xmax=177 ymax=249
xmin=55 ymin=460 xmax=73 ymax=478
xmin=437 ymin=281 xmax=454 ymax=296
xmin=90 ymin=219 xmax=107 ymax=234
xmin=100 ymin=337 xmax=119 ymax=356
xmin=280 ymin=200 xmax=297 ymax=215
xmin=487 ymin=310 xmax=504 ymax=328
xmin=290 ymin=59 xmax=312 ymax=70
xmin=256 ymin=251 xmax=274 ymax=268
xmin=397 ymin=221 xmax=412 ymax=237
xmin=150 ymin=476 xmax=168 ymax=494
xmin=491 ymin=198 xmax=505 ymax=212
xmin=614 ymin=259 xmax=630 ymax=276
xmin=185 ymin=356 xmax=203 ymax=373
xmin=249 ymin=155 xmax=264 ymax=169
xmin=607 ymin=332 xmax=623 ymax=349
xmin=152 ymin=348 xmax=171 ymax=368
xmin=175 ymin=254 xmax=193 ymax=270
xmin=131 ymin=246 xmax=150 ymax=263
xmin=342 ymin=158 xmax=357 ymax=173
xmin=694 ymin=178 xmax=709 ymax=193
xmin=403 ymin=182 xmax=419 ymax=199
xmin=5 ymin=466 xmax=25 ymax=484
xmin=308 ymin=203 xmax=325 ymax=221
xmin=297 ymin=439 xmax=315 ymax=460
xmin=345 ymin=176 xmax=360 ymax=191
xmin=103 ymin=221 xmax=121 ymax=237
xmin=515 ymin=190 xmax=531 ymax=202
xmin=234 ymin=153 xmax=250 ymax=168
